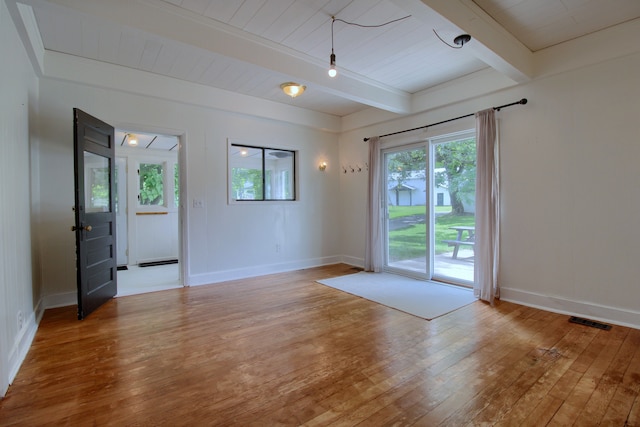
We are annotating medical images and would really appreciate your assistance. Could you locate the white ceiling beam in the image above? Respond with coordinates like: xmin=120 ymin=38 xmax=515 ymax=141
xmin=44 ymin=50 xmax=343 ymax=133
xmin=393 ymin=0 xmax=534 ymax=83
xmin=30 ymin=0 xmax=411 ymax=114
xmin=5 ymin=2 xmax=45 ymax=76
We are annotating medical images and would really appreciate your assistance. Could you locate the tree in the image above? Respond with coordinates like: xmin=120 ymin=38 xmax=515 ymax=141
xmin=387 ymin=149 xmax=426 ymax=182
xmin=90 ymin=167 xmax=109 ymax=209
xmin=139 ymin=163 xmax=164 ymax=205
xmin=435 ymin=138 xmax=476 ymax=215
xmin=232 ymin=167 xmax=263 ymax=200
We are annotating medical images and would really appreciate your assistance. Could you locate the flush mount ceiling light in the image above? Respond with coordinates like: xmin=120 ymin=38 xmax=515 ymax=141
xmin=454 ymin=34 xmax=472 ymax=47
xmin=327 ymin=14 xmax=412 ymax=78
xmin=127 ymin=133 xmax=138 ymax=146
xmin=280 ymin=82 xmax=306 ymax=98
xmin=269 ymin=151 xmax=293 ymax=159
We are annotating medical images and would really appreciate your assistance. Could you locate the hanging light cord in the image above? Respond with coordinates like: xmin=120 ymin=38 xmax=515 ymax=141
xmin=331 ymin=14 xmax=412 ymax=53
xmin=432 ymin=29 xmax=463 ymax=49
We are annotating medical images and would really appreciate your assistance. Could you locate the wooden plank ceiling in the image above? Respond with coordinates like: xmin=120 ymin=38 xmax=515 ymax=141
xmin=14 ymin=0 xmax=640 ymax=116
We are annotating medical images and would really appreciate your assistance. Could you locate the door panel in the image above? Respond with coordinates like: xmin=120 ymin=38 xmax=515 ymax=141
xmin=431 ymin=132 xmax=477 ymax=285
xmin=73 ymin=109 xmax=117 ymax=319
xmin=383 ymin=145 xmax=428 ymax=278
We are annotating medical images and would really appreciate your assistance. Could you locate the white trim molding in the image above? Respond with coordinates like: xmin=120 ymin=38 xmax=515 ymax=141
xmin=500 ymin=287 xmax=640 ymax=330
xmin=43 ymin=291 xmax=77 ymax=310
xmin=8 ymin=299 xmax=45 ymax=385
xmin=187 ymin=256 xmax=342 ymax=287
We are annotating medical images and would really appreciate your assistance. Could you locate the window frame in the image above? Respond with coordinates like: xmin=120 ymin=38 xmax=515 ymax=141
xmin=228 ymin=140 xmax=297 ymax=204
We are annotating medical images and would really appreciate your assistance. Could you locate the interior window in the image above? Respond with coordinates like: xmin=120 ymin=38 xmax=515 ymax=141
xmin=229 ymin=144 xmax=296 ymax=202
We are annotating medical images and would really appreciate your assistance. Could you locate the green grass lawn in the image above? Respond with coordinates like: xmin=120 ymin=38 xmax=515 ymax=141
xmin=387 ymin=205 xmax=451 ymax=219
xmin=387 ymin=205 xmax=474 ymax=260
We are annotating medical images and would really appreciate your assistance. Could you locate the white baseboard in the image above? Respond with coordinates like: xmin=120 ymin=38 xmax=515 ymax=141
xmin=43 ymin=291 xmax=77 ymax=309
xmin=8 ymin=298 xmax=44 ymax=385
xmin=340 ymin=255 xmax=364 ymax=269
xmin=187 ymin=256 xmax=343 ymax=287
xmin=42 ymin=257 xmax=354 ymax=304
xmin=500 ymin=287 xmax=640 ymax=330
xmin=43 ymin=266 xmax=638 ymax=331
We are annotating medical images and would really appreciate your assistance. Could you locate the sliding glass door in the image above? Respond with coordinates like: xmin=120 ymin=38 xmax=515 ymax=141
xmin=431 ymin=131 xmax=476 ymax=285
xmin=383 ymin=130 xmax=476 ymax=285
xmin=384 ymin=144 xmax=429 ymax=278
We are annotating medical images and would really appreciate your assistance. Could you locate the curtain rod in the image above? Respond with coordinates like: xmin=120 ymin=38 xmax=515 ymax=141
xmin=363 ymin=98 xmax=528 ymax=142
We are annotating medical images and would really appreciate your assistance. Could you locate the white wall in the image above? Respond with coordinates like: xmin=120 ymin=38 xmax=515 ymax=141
xmin=3 ymin=1 xmax=638 ymax=400
xmin=36 ymin=57 xmax=341 ymax=304
xmin=0 ymin=0 xmax=41 ymax=397
xmin=339 ymin=52 xmax=640 ymax=328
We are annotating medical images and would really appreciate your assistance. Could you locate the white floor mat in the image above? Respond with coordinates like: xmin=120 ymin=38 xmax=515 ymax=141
xmin=317 ymin=271 xmax=476 ymax=320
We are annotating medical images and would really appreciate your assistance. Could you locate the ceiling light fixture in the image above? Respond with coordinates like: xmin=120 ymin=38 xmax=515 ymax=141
xmin=328 ymin=51 xmax=337 ymax=78
xmin=454 ymin=34 xmax=471 ymax=47
xmin=433 ymin=30 xmax=472 ymax=49
xmin=280 ymin=82 xmax=306 ymax=98
xmin=127 ymin=133 xmax=138 ymax=146
xmin=327 ymin=14 xmax=412 ymax=79
xmin=328 ymin=17 xmax=337 ymax=78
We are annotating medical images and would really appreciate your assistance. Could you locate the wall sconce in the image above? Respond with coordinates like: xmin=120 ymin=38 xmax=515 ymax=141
xmin=319 ymin=161 xmax=327 ymax=171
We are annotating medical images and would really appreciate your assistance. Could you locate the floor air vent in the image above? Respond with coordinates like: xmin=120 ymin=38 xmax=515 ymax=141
xmin=569 ymin=316 xmax=611 ymax=330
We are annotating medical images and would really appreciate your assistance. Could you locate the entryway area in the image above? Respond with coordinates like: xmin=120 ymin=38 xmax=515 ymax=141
xmin=114 ymin=129 xmax=182 ymax=296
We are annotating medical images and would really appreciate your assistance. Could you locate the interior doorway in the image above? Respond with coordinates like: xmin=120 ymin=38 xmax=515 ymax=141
xmin=114 ymin=129 xmax=182 ymax=296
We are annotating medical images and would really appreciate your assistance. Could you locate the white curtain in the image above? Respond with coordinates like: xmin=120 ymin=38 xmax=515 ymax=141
xmin=365 ymin=136 xmax=383 ymax=272
xmin=474 ymin=109 xmax=500 ymax=304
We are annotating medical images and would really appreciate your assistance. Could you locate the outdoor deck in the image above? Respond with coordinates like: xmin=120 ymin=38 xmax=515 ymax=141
xmin=388 ymin=249 xmax=474 ymax=283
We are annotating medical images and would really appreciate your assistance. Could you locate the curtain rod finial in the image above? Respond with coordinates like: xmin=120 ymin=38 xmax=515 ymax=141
xmin=520 ymin=98 xmax=528 ymax=105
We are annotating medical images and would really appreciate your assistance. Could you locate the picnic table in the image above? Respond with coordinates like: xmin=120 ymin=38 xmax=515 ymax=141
xmin=442 ymin=226 xmax=475 ymax=259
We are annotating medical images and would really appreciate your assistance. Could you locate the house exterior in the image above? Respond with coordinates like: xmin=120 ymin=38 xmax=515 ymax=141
xmin=2 ymin=0 xmax=640 ymax=399
xmin=387 ymin=170 xmax=475 ymax=213
xmin=388 ymin=177 xmax=450 ymax=207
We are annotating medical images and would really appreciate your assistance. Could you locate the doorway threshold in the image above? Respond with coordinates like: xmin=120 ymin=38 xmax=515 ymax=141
xmin=116 ymin=264 xmax=181 ymax=297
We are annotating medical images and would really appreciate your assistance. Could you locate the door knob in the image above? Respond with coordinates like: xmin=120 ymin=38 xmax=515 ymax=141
xmin=71 ymin=225 xmax=93 ymax=232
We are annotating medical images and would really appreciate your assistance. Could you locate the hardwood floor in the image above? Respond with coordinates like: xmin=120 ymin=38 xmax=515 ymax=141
xmin=1 ymin=264 xmax=639 ymax=426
